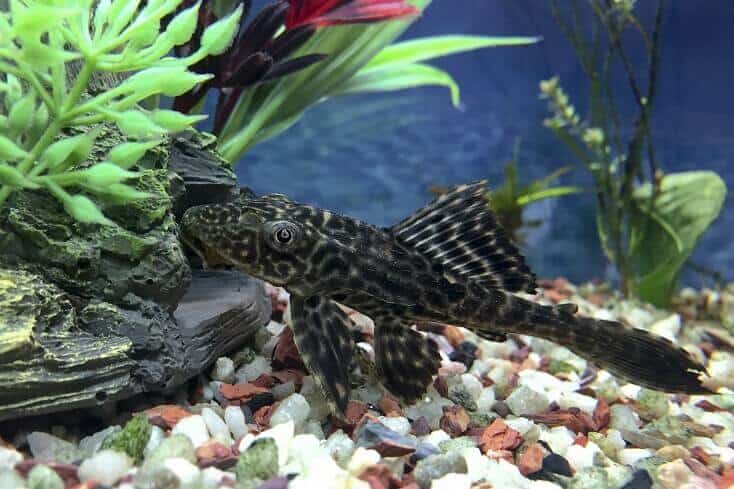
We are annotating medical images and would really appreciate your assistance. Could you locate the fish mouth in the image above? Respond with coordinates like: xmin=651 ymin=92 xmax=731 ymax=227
xmin=180 ymin=233 xmax=232 ymax=270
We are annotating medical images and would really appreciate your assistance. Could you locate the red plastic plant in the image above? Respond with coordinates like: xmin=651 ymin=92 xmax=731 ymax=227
xmin=171 ymin=0 xmax=419 ymax=135
xmin=285 ymin=0 xmax=419 ymax=29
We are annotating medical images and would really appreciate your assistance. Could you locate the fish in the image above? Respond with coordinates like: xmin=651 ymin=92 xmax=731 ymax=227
xmin=180 ymin=181 xmax=710 ymax=414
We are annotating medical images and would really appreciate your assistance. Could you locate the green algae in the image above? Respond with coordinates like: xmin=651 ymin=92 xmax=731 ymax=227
xmin=102 ymin=414 xmax=152 ymax=463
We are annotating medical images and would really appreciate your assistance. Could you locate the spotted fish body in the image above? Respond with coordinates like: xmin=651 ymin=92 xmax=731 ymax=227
xmin=181 ymin=182 xmax=709 ymax=413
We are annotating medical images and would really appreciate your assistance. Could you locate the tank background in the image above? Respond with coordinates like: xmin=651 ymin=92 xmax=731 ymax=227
xmin=217 ymin=1 xmax=734 ymax=286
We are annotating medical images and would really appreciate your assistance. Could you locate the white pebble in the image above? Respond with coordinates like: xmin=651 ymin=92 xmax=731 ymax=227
xmin=270 ymin=393 xmax=311 ymax=430
xmin=78 ymin=449 xmax=132 ymax=486
xmin=650 ymin=314 xmax=681 ymax=342
xmin=172 ymin=415 xmax=210 ymax=448
xmin=224 ymin=406 xmax=248 ymax=439
xmin=565 ymin=442 xmax=602 ymax=471
xmin=325 ymin=430 xmax=356 ymax=468
xmin=460 ymin=374 xmax=483 ymax=400
xmin=539 ymin=426 xmax=575 ymax=456
xmin=241 ymin=420 xmax=294 ymax=466
xmin=211 ymin=357 xmax=235 ymax=383
xmin=0 ymin=447 xmax=22 ymax=471
xmin=378 ymin=416 xmax=411 ymax=436
xmin=431 ymin=473 xmax=472 ymax=489
xmin=609 ymin=404 xmax=640 ymax=432
xmin=162 ymin=457 xmax=201 ymax=485
xmin=347 ymin=447 xmax=381 ymax=476
xmin=144 ymin=425 xmax=165 ymax=458
xmin=201 ymin=408 xmax=230 ymax=441
xmin=506 ymin=385 xmax=550 ymax=415
xmin=201 ymin=466 xmax=229 ymax=488
xmin=557 ymin=391 xmax=598 ymax=414
xmin=423 ymin=430 xmax=451 ymax=448
xmin=240 ymin=356 xmax=271 ymax=383
xmin=618 ymin=448 xmax=655 ymax=466
xmin=504 ymin=417 xmax=537 ymax=437
xmin=476 ymin=388 xmax=496 ymax=414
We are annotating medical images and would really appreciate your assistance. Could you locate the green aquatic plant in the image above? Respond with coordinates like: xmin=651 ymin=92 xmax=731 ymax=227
xmin=171 ymin=0 xmax=540 ymax=162
xmin=0 ymin=0 xmax=240 ymax=224
xmin=488 ymin=139 xmax=582 ymax=242
xmin=542 ymin=0 xmax=726 ymax=306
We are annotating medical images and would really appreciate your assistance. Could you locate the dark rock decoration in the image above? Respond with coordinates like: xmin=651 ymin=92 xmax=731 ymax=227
xmin=0 ymin=127 xmax=270 ymax=421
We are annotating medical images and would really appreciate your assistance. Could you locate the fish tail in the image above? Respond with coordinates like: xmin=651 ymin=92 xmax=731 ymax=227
xmin=485 ymin=294 xmax=710 ymax=394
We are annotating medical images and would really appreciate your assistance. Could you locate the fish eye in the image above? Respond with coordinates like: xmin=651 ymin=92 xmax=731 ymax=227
xmin=266 ymin=221 xmax=300 ymax=249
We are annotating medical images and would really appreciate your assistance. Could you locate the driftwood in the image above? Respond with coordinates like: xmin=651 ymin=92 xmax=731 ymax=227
xmin=0 ymin=128 xmax=269 ymax=421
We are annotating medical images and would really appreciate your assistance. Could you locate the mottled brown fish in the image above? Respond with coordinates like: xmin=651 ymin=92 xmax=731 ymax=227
xmin=181 ymin=182 xmax=709 ymax=414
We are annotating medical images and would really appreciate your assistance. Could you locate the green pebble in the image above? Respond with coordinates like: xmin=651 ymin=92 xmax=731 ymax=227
xmin=144 ymin=434 xmax=196 ymax=467
xmin=643 ymin=416 xmax=693 ymax=445
xmin=27 ymin=465 xmax=63 ymax=489
xmin=236 ymin=438 xmax=278 ymax=483
xmin=102 ymin=413 xmax=152 ymax=462
xmin=438 ymin=436 xmax=476 ymax=454
xmin=636 ymin=389 xmax=669 ymax=419
xmin=448 ymin=386 xmax=477 ymax=412
xmin=567 ymin=466 xmax=611 ymax=489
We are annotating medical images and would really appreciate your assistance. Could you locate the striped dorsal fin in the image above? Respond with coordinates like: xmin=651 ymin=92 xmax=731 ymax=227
xmin=390 ymin=181 xmax=537 ymax=294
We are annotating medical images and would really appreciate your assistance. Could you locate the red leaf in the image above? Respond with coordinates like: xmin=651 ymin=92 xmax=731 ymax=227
xmin=286 ymin=0 xmax=418 ymax=29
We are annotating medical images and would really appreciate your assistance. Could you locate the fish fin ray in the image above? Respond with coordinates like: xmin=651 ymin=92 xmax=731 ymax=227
xmin=374 ymin=317 xmax=441 ymax=404
xmin=290 ymin=295 xmax=355 ymax=415
xmin=390 ymin=181 xmax=537 ymax=293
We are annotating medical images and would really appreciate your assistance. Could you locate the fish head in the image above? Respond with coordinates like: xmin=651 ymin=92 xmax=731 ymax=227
xmin=180 ymin=194 xmax=325 ymax=289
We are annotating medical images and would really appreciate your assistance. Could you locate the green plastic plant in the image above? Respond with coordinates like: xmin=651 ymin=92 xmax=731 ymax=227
xmin=0 ymin=0 xmax=241 ymax=225
xmin=542 ymin=0 xmax=726 ymax=305
xmin=488 ymin=139 xmax=582 ymax=242
xmin=185 ymin=0 xmax=540 ymax=162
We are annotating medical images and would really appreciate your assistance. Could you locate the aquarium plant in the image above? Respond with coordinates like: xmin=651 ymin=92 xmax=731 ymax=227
xmin=0 ymin=0 xmax=244 ymax=224
xmin=541 ymin=0 xmax=726 ymax=306
xmin=170 ymin=0 xmax=541 ymax=162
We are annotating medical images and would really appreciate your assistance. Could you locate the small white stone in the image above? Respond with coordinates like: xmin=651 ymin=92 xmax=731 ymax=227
xmin=347 ymin=447 xmax=381 ymax=476
xmin=78 ymin=449 xmax=133 ymax=486
xmin=557 ymin=391 xmax=598 ymax=414
xmin=266 ymin=320 xmax=286 ymax=336
xmin=325 ymin=430 xmax=355 ymax=468
xmin=504 ymin=417 xmax=537 ymax=437
xmin=378 ymin=416 xmax=411 ymax=436
xmin=650 ymin=314 xmax=681 ymax=342
xmin=565 ymin=442 xmax=602 ymax=471
xmin=460 ymin=374 xmax=483 ymax=400
xmin=201 ymin=466 xmax=229 ymax=488
xmin=605 ymin=429 xmax=626 ymax=452
xmin=0 ymin=447 xmax=23 ymax=471
xmin=518 ymin=369 xmax=579 ymax=395
xmin=302 ymin=420 xmax=325 ymax=440
xmin=201 ymin=408 xmax=230 ymax=441
xmin=462 ymin=447 xmax=492 ymax=483
xmin=162 ymin=457 xmax=201 ymax=485
xmin=211 ymin=357 xmax=235 ymax=383
xmin=506 ymin=385 xmax=550 ymax=415
xmin=539 ymin=426 xmax=575 ymax=456
xmin=224 ymin=406 xmax=248 ymax=439
xmin=423 ymin=430 xmax=451 ymax=448
xmin=618 ymin=448 xmax=655 ymax=466
xmin=240 ymin=356 xmax=272 ymax=383
xmin=144 ymin=425 xmax=165 ymax=458
xmin=245 ymin=419 xmax=294 ymax=467
xmin=270 ymin=393 xmax=310 ymax=430
xmin=431 ymin=472 xmax=472 ymax=489
xmin=609 ymin=404 xmax=640 ymax=432
xmin=620 ymin=383 xmax=642 ymax=400
xmin=172 ymin=415 xmax=210 ymax=448
xmin=476 ymin=388 xmax=496 ymax=414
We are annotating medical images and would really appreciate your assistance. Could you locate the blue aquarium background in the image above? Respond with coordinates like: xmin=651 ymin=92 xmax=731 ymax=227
xmin=232 ymin=1 xmax=733 ymax=286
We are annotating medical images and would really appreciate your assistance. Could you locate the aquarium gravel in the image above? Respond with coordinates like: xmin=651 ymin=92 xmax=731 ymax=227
xmin=2 ymin=280 xmax=734 ymax=489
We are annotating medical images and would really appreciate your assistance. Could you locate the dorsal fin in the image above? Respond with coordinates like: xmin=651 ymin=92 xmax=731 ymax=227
xmin=390 ymin=181 xmax=537 ymax=294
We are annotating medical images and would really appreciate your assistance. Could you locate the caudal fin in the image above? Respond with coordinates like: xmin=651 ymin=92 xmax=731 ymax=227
xmin=496 ymin=297 xmax=710 ymax=394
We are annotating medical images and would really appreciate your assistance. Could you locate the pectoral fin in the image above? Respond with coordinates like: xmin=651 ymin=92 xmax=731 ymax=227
xmin=290 ymin=295 xmax=355 ymax=414
xmin=373 ymin=316 xmax=442 ymax=404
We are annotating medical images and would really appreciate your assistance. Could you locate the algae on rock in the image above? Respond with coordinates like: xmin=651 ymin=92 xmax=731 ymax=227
xmin=0 ymin=128 xmax=270 ymax=421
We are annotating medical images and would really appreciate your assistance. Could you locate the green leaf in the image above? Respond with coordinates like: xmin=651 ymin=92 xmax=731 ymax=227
xmin=118 ymin=67 xmax=212 ymax=98
xmin=64 ymin=194 xmax=114 ymax=226
xmin=42 ymin=132 xmax=97 ymax=170
xmin=82 ymin=162 xmax=140 ymax=187
xmin=149 ymin=110 xmax=206 ymax=132
xmin=335 ymin=62 xmax=461 ymax=106
xmin=8 ymin=92 xmax=35 ymax=133
xmin=113 ymin=110 xmax=166 ymax=138
xmin=364 ymin=35 xmax=541 ymax=71
xmin=629 ymin=171 xmax=726 ymax=306
xmin=200 ymin=4 xmax=242 ymax=56
xmin=0 ymin=135 xmax=29 ymax=160
xmin=516 ymin=186 xmax=583 ymax=206
xmin=86 ymin=182 xmax=153 ymax=203
xmin=107 ymin=140 xmax=161 ymax=169
xmin=165 ymin=1 xmax=200 ymax=46
xmin=0 ymin=163 xmax=39 ymax=189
